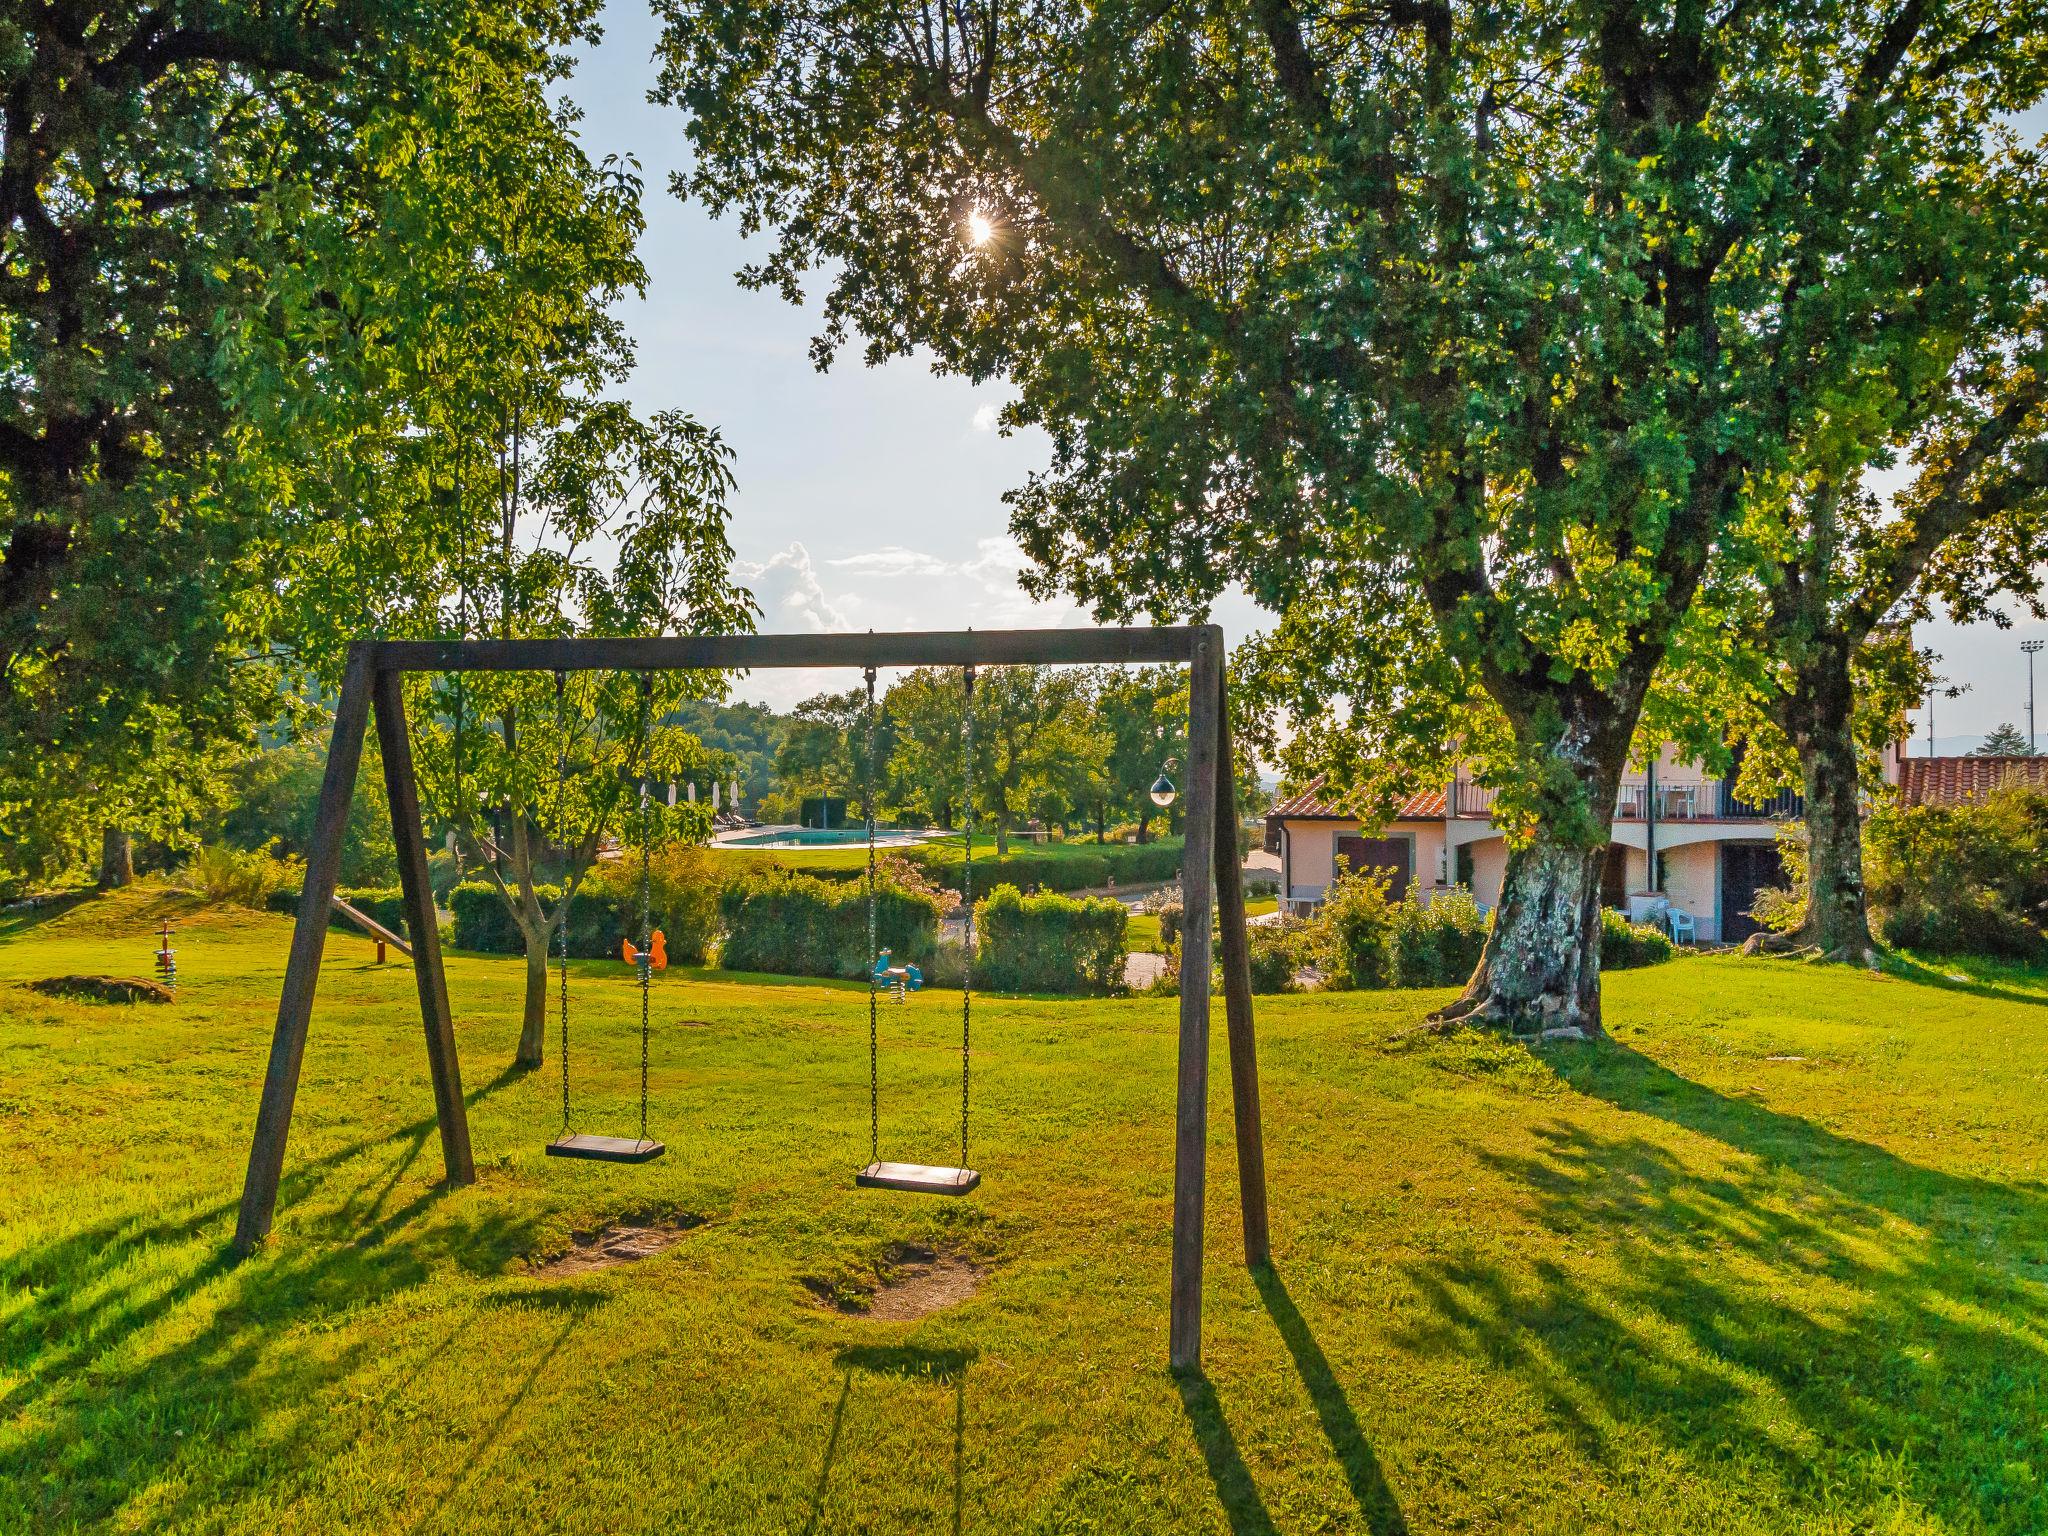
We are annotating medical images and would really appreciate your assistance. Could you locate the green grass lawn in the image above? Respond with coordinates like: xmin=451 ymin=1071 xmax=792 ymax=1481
xmin=7 ymin=888 xmax=2048 ymax=1533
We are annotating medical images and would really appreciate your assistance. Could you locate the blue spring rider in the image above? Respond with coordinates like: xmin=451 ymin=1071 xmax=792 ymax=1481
xmin=872 ymin=948 xmax=923 ymax=1004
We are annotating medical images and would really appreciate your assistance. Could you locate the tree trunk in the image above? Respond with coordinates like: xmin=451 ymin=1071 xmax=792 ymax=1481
xmin=517 ymin=931 xmax=549 ymax=1067
xmin=1436 ymin=833 xmax=1608 ymax=1035
xmin=97 ymin=827 xmax=133 ymax=889
xmin=1433 ymin=707 xmax=1631 ymax=1037
xmin=1781 ymin=647 xmax=1878 ymax=964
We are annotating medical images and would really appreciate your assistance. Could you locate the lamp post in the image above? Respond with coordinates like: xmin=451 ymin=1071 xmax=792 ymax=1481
xmin=2026 ymin=640 xmax=2044 ymax=755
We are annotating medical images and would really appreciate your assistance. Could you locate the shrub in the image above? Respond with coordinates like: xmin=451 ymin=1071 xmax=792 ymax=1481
xmin=1157 ymin=903 xmax=1183 ymax=950
xmin=1245 ymin=921 xmax=1310 ymax=993
xmin=719 ymin=867 xmax=943 ymax=979
xmin=1307 ymin=866 xmax=1397 ymax=988
xmin=1386 ymin=886 xmax=1489 ymax=988
xmin=582 ymin=844 xmax=722 ymax=965
xmin=448 ymin=848 xmax=725 ymax=964
xmin=187 ymin=841 xmax=303 ymax=907
xmin=1600 ymin=908 xmax=1675 ymax=969
xmin=1864 ymin=788 xmax=2048 ymax=960
xmin=974 ymin=884 xmax=1128 ymax=994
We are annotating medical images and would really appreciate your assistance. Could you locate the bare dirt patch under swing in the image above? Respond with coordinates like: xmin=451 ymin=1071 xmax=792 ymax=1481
xmin=528 ymin=1214 xmax=706 ymax=1277
xmin=807 ymin=1242 xmax=985 ymax=1321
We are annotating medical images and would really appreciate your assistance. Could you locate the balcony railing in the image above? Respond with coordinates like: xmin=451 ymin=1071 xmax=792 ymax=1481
xmin=1451 ymin=774 xmax=1804 ymax=822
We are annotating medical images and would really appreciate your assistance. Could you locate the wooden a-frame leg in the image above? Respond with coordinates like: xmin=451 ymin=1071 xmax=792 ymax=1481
xmin=1169 ymin=628 xmax=1222 ymax=1370
xmin=233 ymin=645 xmax=376 ymax=1256
xmin=1211 ymin=659 xmax=1272 ymax=1269
xmin=374 ymin=667 xmax=474 ymax=1190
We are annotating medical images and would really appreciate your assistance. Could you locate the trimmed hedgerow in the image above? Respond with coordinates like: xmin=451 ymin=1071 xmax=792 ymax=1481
xmin=973 ymin=884 xmax=1129 ymax=995
xmin=718 ymin=867 xmax=943 ymax=980
xmin=447 ymin=848 xmax=721 ymax=965
xmin=266 ymin=885 xmax=410 ymax=938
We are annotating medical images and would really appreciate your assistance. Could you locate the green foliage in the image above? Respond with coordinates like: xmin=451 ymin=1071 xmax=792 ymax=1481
xmin=1245 ymin=921 xmax=1310 ymax=994
xmin=1972 ymin=724 xmax=2037 ymax=758
xmin=657 ymin=0 xmax=2048 ymax=1022
xmin=216 ymin=733 xmax=399 ymax=889
xmin=1864 ymin=789 xmax=2048 ymax=960
xmin=717 ymin=867 xmax=943 ymax=980
xmin=186 ymin=843 xmax=304 ymax=909
xmin=1387 ymin=888 xmax=1491 ymax=990
xmin=1600 ymin=910 xmax=1676 ymax=971
xmin=908 ymin=838 xmax=1181 ymax=897
xmin=449 ymin=845 xmax=726 ymax=966
xmin=1309 ymin=867 xmax=1399 ymax=990
xmin=973 ymin=885 xmax=1128 ymax=996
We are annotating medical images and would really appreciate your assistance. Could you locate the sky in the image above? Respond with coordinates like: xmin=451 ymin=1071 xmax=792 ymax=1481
xmin=568 ymin=6 xmax=2048 ymax=752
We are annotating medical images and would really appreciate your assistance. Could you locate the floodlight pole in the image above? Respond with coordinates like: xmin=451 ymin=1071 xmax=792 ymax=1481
xmin=2025 ymin=640 xmax=2043 ymax=754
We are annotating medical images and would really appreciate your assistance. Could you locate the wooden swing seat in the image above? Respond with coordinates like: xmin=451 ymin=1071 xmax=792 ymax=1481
xmin=855 ymin=1161 xmax=980 ymax=1196
xmin=547 ymin=1133 xmax=666 ymax=1164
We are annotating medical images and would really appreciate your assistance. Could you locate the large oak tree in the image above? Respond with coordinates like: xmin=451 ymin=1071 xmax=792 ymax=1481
xmin=657 ymin=0 xmax=2048 ymax=1031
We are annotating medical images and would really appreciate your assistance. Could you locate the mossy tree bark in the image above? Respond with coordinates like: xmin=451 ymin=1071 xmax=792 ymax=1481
xmin=1775 ymin=640 xmax=1876 ymax=964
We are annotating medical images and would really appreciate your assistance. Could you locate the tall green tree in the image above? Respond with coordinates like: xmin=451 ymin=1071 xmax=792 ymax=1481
xmin=1974 ymin=723 xmax=2037 ymax=758
xmin=1093 ymin=667 xmax=1185 ymax=843
xmin=965 ymin=667 xmax=1107 ymax=855
xmin=657 ymin=0 xmax=2048 ymax=1032
xmin=772 ymin=688 xmax=869 ymax=821
xmin=881 ymin=668 xmax=972 ymax=828
xmin=250 ymin=2 xmax=756 ymax=1066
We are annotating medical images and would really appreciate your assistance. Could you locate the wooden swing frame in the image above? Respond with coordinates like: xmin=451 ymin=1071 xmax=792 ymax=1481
xmin=231 ymin=626 xmax=1271 ymax=1369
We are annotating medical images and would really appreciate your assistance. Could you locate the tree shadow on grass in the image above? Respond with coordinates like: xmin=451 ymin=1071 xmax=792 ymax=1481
xmin=1873 ymin=951 xmax=2048 ymax=1012
xmin=1394 ymin=1040 xmax=2048 ymax=1528
xmin=0 ymin=1066 xmax=541 ymax=1530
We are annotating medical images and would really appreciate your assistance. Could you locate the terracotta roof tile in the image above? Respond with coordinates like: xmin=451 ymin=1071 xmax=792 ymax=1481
xmin=1898 ymin=755 xmax=2048 ymax=808
xmin=1267 ymin=773 xmax=1445 ymax=822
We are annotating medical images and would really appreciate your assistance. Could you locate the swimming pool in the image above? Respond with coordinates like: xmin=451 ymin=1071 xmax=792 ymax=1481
xmin=716 ymin=826 xmax=942 ymax=849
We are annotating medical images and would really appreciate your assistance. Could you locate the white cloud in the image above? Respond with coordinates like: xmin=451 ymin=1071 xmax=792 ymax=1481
xmin=731 ymin=542 xmax=853 ymax=635
xmin=971 ymin=403 xmax=1000 ymax=432
xmin=828 ymin=547 xmax=955 ymax=580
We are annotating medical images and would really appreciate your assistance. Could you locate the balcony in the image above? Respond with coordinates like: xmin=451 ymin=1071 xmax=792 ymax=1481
xmin=1450 ymin=773 xmax=1804 ymax=822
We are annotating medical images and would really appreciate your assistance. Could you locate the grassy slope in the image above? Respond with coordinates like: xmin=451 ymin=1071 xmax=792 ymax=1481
xmin=5 ymin=889 xmax=2048 ymax=1534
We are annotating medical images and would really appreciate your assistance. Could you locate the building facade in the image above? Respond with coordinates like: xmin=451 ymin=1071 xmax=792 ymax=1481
xmin=1266 ymin=745 xmax=1803 ymax=944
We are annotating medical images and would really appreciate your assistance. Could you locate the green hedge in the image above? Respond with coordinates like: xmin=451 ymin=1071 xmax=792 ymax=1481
xmin=717 ymin=868 xmax=943 ymax=979
xmin=974 ymin=884 xmax=1128 ymax=995
xmin=448 ymin=872 xmax=718 ymax=964
xmin=910 ymin=838 xmax=1185 ymax=896
xmin=266 ymin=886 xmax=410 ymax=938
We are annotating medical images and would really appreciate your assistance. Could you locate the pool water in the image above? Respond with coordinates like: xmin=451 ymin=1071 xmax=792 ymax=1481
xmin=719 ymin=827 xmax=939 ymax=849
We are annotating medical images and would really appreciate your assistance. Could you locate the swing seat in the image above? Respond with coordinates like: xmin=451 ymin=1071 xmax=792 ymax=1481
xmin=855 ymin=1161 xmax=980 ymax=1196
xmin=547 ymin=1133 xmax=666 ymax=1164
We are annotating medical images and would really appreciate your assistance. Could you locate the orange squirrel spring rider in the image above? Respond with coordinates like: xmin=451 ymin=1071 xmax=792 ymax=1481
xmin=620 ymin=930 xmax=667 ymax=972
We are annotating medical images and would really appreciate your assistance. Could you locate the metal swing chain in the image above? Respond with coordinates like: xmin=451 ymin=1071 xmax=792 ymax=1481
xmin=639 ymin=671 xmax=653 ymax=1145
xmin=864 ymin=665 xmax=879 ymax=1165
xmin=555 ymin=671 xmax=571 ymax=1136
xmin=960 ymin=664 xmax=974 ymax=1170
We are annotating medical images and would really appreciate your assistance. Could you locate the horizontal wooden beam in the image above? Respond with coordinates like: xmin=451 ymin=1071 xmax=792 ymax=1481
xmin=370 ymin=627 xmax=1213 ymax=675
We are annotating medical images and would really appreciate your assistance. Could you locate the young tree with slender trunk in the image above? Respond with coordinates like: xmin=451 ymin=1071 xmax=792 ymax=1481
xmin=658 ymin=0 xmax=2048 ymax=1031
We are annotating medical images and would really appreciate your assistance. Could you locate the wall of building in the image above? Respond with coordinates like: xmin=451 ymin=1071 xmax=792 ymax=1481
xmin=1660 ymin=841 xmax=1720 ymax=942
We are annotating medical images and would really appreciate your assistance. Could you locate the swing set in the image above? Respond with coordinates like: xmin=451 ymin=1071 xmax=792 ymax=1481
xmin=230 ymin=627 xmax=1270 ymax=1368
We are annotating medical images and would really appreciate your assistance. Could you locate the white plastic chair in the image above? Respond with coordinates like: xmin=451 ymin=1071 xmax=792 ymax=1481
xmin=1664 ymin=907 xmax=1697 ymax=945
